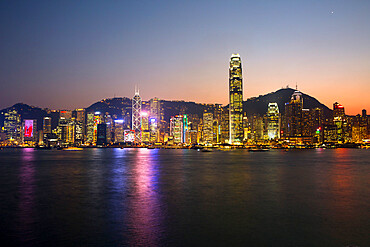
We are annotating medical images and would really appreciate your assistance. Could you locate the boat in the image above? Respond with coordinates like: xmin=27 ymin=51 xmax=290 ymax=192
xmin=201 ymin=148 xmax=213 ymax=152
xmin=61 ymin=147 xmax=83 ymax=151
xmin=248 ymin=148 xmax=270 ymax=152
xmin=35 ymin=146 xmax=52 ymax=150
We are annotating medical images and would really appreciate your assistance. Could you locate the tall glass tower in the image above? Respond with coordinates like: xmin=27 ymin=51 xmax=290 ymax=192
xmin=132 ymin=88 xmax=142 ymax=143
xmin=229 ymin=53 xmax=244 ymax=143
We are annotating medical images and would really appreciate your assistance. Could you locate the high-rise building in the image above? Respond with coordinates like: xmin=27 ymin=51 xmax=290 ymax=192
xmin=132 ymin=89 xmax=142 ymax=143
xmin=4 ymin=109 xmax=21 ymax=142
xmin=170 ymin=115 xmax=184 ymax=144
xmin=312 ymin=108 xmax=324 ymax=144
xmin=202 ymin=111 xmax=214 ymax=144
xmin=22 ymin=119 xmax=37 ymax=144
xmin=220 ymin=107 xmax=229 ymax=143
xmin=141 ymin=112 xmax=150 ymax=143
xmin=93 ymin=113 xmax=102 ymax=144
xmin=149 ymin=97 xmax=163 ymax=143
xmin=43 ymin=117 xmax=52 ymax=134
xmin=149 ymin=118 xmax=158 ymax=143
xmin=86 ymin=113 xmax=94 ymax=145
xmin=96 ymin=123 xmax=107 ymax=146
xmin=114 ymin=120 xmax=125 ymax=143
xmin=333 ymin=102 xmax=347 ymax=143
xmin=60 ymin=110 xmax=73 ymax=120
xmin=150 ymin=97 xmax=161 ymax=120
xmin=266 ymin=103 xmax=280 ymax=140
xmin=75 ymin=109 xmax=85 ymax=142
xmin=301 ymin=109 xmax=313 ymax=138
xmin=229 ymin=53 xmax=244 ymax=143
xmin=74 ymin=120 xmax=84 ymax=145
xmin=56 ymin=117 xmax=68 ymax=144
xmin=285 ymin=90 xmax=303 ymax=137
xmin=333 ymin=102 xmax=345 ymax=118
xmin=352 ymin=112 xmax=368 ymax=142
xmin=183 ymin=114 xmax=189 ymax=144
xmin=252 ymin=115 xmax=264 ymax=141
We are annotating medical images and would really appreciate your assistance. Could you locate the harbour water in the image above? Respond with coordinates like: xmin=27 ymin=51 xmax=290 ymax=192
xmin=0 ymin=148 xmax=369 ymax=246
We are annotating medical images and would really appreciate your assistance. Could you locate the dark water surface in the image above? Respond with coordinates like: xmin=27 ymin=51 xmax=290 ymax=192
xmin=0 ymin=148 xmax=369 ymax=246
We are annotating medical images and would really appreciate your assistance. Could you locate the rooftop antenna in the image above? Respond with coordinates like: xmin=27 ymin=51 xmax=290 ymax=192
xmin=135 ymin=85 xmax=140 ymax=95
xmin=295 ymin=82 xmax=298 ymax=90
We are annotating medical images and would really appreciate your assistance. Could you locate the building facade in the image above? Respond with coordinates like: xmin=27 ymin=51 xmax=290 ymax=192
xmin=229 ymin=53 xmax=244 ymax=143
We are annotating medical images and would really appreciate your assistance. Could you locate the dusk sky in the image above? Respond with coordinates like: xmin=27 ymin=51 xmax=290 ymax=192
xmin=0 ymin=0 xmax=369 ymax=115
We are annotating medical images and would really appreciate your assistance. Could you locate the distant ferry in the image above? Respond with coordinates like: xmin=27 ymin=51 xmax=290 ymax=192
xmin=248 ymin=148 xmax=270 ymax=152
xmin=61 ymin=147 xmax=83 ymax=151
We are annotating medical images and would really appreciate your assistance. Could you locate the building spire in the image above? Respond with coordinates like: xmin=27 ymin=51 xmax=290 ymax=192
xmin=135 ymin=85 xmax=140 ymax=95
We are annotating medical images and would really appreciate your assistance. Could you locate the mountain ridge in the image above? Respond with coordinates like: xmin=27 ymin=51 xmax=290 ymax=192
xmin=0 ymin=88 xmax=332 ymax=130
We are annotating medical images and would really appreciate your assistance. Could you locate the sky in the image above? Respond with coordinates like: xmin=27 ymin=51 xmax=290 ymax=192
xmin=0 ymin=0 xmax=369 ymax=115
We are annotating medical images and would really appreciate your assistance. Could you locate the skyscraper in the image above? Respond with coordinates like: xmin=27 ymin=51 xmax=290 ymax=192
xmin=149 ymin=97 xmax=162 ymax=143
xmin=141 ymin=112 xmax=150 ymax=143
xmin=132 ymin=88 xmax=142 ymax=143
xmin=285 ymin=90 xmax=303 ymax=137
xmin=266 ymin=103 xmax=280 ymax=140
xmin=203 ymin=111 xmax=214 ymax=144
xmin=4 ymin=108 xmax=21 ymax=142
xmin=229 ymin=54 xmax=244 ymax=143
xmin=43 ymin=117 xmax=52 ymax=134
xmin=170 ymin=115 xmax=184 ymax=144
xmin=333 ymin=102 xmax=348 ymax=143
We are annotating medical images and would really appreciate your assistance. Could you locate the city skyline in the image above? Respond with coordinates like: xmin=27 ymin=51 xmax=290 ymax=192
xmin=1 ymin=1 xmax=370 ymax=114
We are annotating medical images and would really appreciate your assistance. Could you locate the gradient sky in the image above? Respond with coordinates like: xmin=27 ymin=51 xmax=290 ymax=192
xmin=0 ymin=0 xmax=369 ymax=115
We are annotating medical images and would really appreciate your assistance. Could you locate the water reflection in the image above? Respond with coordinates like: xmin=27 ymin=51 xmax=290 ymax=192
xmin=126 ymin=148 xmax=163 ymax=246
xmin=17 ymin=148 xmax=37 ymax=245
xmin=328 ymin=149 xmax=357 ymax=236
xmin=106 ymin=148 xmax=128 ymax=243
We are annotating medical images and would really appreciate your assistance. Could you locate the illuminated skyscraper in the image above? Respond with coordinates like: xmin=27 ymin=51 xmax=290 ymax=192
xmin=86 ymin=113 xmax=94 ymax=144
xmin=312 ymin=108 xmax=324 ymax=144
xmin=114 ymin=120 xmax=124 ymax=143
xmin=141 ymin=112 xmax=150 ymax=143
xmin=149 ymin=97 xmax=162 ymax=142
xmin=229 ymin=54 xmax=244 ymax=143
xmin=333 ymin=102 xmax=348 ymax=143
xmin=285 ymin=90 xmax=303 ymax=137
xmin=170 ymin=115 xmax=184 ymax=144
xmin=93 ymin=113 xmax=102 ymax=144
xmin=4 ymin=109 xmax=21 ymax=142
xmin=132 ymin=88 xmax=142 ymax=143
xmin=266 ymin=103 xmax=280 ymax=140
xmin=22 ymin=119 xmax=37 ymax=144
xmin=220 ymin=107 xmax=229 ymax=143
xmin=43 ymin=117 xmax=51 ymax=134
xmin=74 ymin=109 xmax=85 ymax=141
xmin=203 ymin=111 xmax=214 ymax=144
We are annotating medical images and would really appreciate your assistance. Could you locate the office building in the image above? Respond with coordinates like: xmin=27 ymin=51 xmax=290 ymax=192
xmin=203 ymin=111 xmax=214 ymax=144
xmin=132 ymin=89 xmax=142 ymax=143
xmin=285 ymin=90 xmax=303 ymax=137
xmin=266 ymin=103 xmax=280 ymax=140
xmin=4 ymin=109 xmax=21 ymax=142
xmin=170 ymin=115 xmax=184 ymax=144
xmin=229 ymin=53 xmax=244 ymax=143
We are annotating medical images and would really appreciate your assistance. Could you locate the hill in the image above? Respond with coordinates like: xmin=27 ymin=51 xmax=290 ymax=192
xmin=1 ymin=88 xmax=332 ymax=129
xmin=243 ymin=88 xmax=332 ymax=117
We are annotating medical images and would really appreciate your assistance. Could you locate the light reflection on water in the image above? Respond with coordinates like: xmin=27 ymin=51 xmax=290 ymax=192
xmin=126 ymin=148 xmax=163 ymax=246
xmin=0 ymin=148 xmax=368 ymax=246
xmin=17 ymin=148 xmax=37 ymax=245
